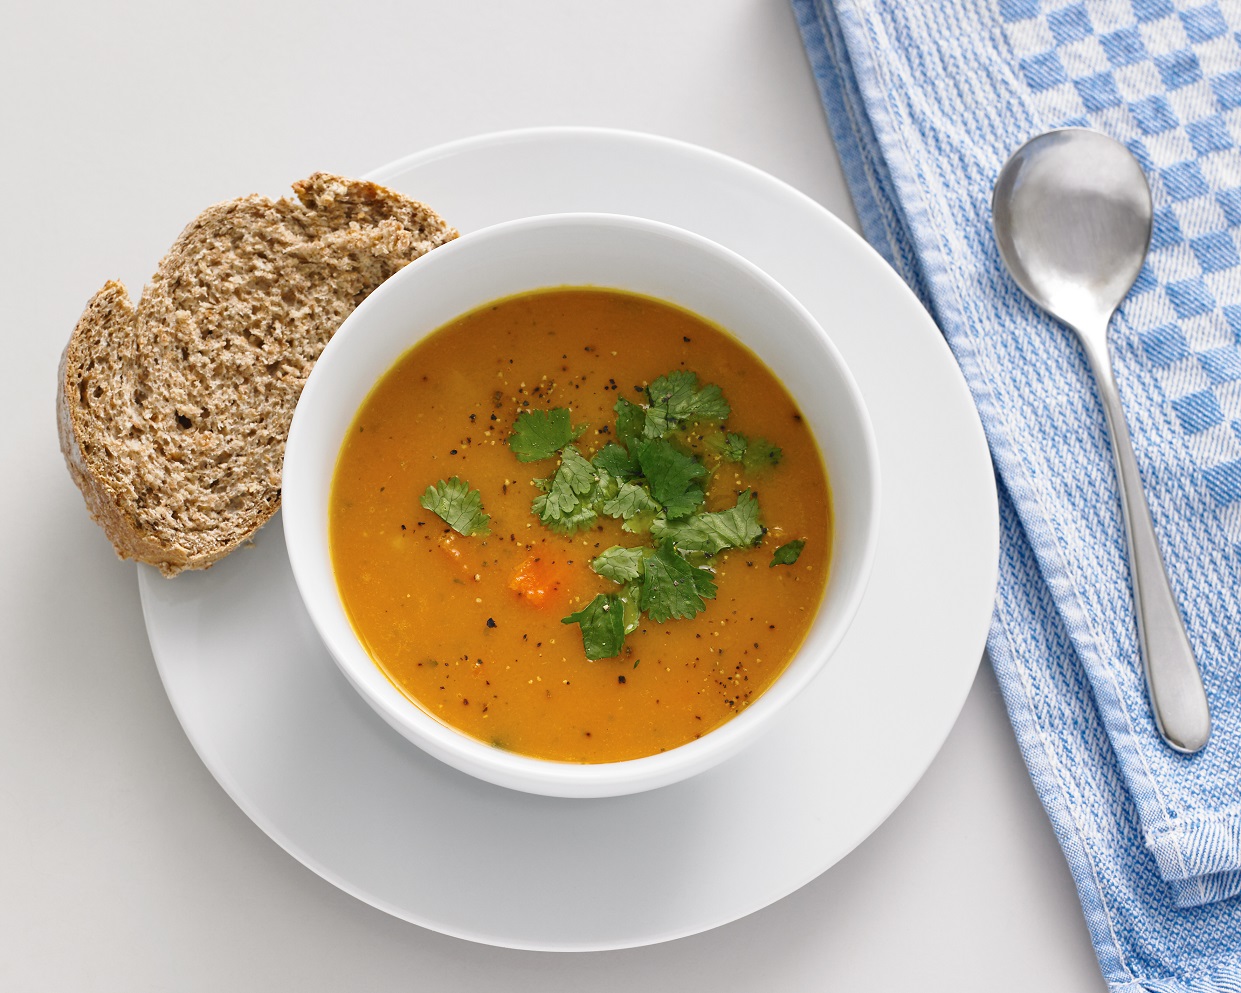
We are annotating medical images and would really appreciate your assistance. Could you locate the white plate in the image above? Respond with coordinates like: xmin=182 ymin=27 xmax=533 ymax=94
xmin=139 ymin=127 xmax=999 ymax=951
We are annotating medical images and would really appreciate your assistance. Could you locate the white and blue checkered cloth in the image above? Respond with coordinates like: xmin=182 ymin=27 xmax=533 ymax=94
xmin=793 ymin=0 xmax=1241 ymax=987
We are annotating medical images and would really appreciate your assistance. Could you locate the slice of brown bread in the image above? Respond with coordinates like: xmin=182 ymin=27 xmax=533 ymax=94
xmin=58 ymin=173 xmax=458 ymax=576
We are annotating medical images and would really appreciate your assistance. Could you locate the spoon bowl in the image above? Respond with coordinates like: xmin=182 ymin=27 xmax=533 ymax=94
xmin=993 ymin=129 xmax=1152 ymax=330
xmin=992 ymin=128 xmax=1211 ymax=754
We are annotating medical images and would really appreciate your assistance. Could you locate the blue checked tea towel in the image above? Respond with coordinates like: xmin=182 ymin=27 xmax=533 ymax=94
xmin=792 ymin=0 xmax=1241 ymax=987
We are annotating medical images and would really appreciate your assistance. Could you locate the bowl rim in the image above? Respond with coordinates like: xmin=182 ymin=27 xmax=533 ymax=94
xmin=283 ymin=211 xmax=881 ymax=797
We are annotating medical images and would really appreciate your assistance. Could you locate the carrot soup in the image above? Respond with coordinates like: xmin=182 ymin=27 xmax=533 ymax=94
xmin=329 ymin=288 xmax=831 ymax=763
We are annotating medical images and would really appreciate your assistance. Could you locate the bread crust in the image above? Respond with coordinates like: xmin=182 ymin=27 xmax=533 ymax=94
xmin=58 ymin=175 xmax=457 ymax=576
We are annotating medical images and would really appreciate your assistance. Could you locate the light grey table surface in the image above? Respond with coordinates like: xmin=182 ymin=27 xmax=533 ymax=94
xmin=1 ymin=1 xmax=1106 ymax=989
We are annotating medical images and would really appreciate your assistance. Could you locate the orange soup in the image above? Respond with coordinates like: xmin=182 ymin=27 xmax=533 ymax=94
xmin=329 ymin=288 xmax=831 ymax=763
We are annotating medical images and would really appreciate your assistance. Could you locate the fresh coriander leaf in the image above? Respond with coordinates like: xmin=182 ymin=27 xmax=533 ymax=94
xmin=562 ymin=594 xmax=626 ymax=661
xmin=651 ymin=490 xmax=764 ymax=554
xmin=531 ymin=445 xmax=598 ymax=533
xmin=634 ymin=438 xmax=706 ymax=519
xmin=661 ymin=488 xmax=705 ymax=521
xmin=555 ymin=445 xmax=597 ymax=494
xmin=592 ymin=545 xmax=650 ymax=583
xmin=644 ymin=370 xmax=730 ymax=437
xmin=743 ymin=437 xmax=783 ymax=473
xmin=713 ymin=431 xmax=783 ymax=473
xmin=619 ymin=581 xmax=643 ymax=634
xmin=535 ymin=499 xmax=598 ymax=534
xmin=601 ymin=481 xmax=661 ymax=522
xmin=770 ymin=539 xmax=806 ymax=567
xmin=620 ymin=508 xmax=661 ymax=535
xmin=592 ymin=442 xmax=638 ymax=480
xmin=640 ymin=541 xmax=717 ymax=623
xmin=614 ymin=396 xmax=647 ymax=451
xmin=509 ymin=408 xmax=585 ymax=462
xmin=419 ymin=477 xmax=490 ymax=537
xmin=689 ymin=564 xmax=718 ymax=599
xmin=715 ymin=431 xmax=750 ymax=462
xmin=592 ymin=468 xmax=621 ymax=506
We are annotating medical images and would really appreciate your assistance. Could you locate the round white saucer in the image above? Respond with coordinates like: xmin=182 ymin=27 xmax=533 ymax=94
xmin=139 ymin=128 xmax=998 ymax=951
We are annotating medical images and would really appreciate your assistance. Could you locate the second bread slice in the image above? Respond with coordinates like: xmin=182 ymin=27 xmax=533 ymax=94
xmin=58 ymin=173 xmax=458 ymax=576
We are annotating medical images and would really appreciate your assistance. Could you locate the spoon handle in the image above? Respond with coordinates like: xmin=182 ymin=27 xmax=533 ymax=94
xmin=1078 ymin=329 xmax=1211 ymax=753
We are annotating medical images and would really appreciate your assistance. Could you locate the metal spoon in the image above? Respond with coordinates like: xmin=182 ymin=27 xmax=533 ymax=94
xmin=992 ymin=127 xmax=1211 ymax=754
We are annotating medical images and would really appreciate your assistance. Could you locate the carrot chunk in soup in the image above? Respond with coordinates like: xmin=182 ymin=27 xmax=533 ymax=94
xmin=509 ymin=555 xmax=568 ymax=607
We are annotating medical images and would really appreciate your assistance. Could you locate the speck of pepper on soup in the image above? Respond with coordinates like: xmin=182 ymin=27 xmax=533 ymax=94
xmin=328 ymin=288 xmax=831 ymax=763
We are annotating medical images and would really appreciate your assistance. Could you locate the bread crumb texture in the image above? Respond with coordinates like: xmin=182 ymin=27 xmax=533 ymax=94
xmin=57 ymin=173 xmax=458 ymax=576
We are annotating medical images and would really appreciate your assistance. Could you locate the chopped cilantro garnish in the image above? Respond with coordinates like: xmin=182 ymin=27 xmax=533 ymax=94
xmin=770 ymin=539 xmax=806 ymax=567
xmin=543 ymin=501 xmax=598 ymax=534
xmin=620 ymin=507 xmax=661 ymax=535
xmin=743 ymin=438 xmax=783 ymax=473
xmin=619 ymin=583 xmax=643 ymax=634
xmin=613 ymin=396 xmax=647 ymax=451
xmin=716 ymin=432 xmax=749 ymax=462
xmin=592 ymin=545 xmax=650 ymax=583
xmin=651 ymin=490 xmax=764 ymax=554
xmin=714 ymin=431 xmax=783 ymax=473
xmin=509 ymin=408 xmax=584 ymax=462
xmin=591 ymin=468 xmax=622 ymax=507
xmin=419 ymin=477 xmax=491 ymax=537
xmin=634 ymin=438 xmax=706 ymax=520
xmin=639 ymin=541 xmax=717 ymax=623
xmin=592 ymin=442 xmax=638 ymax=480
xmin=562 ymin=594 xmax=627 ymax=660
xmin=601 ymin=481 xmax=661 ymax=522
xmin=531 ymin=445 xmax=598 ymax=533
xmin=644 ymin=370 xmax=730 ymax=437
xmin=423 ymin=366 xmax=805 ymax=663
